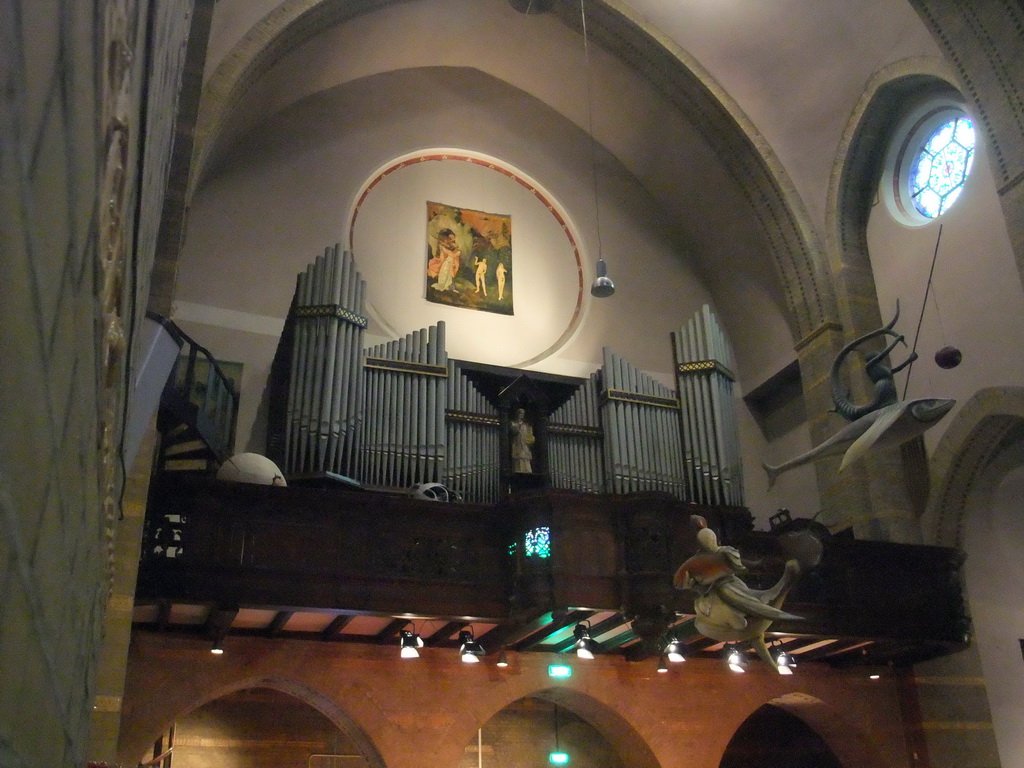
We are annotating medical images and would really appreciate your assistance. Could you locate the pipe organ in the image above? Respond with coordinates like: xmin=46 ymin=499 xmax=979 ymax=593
xmin=268 ymin=247 xmax=743 ymax=506
xmin=671 ymin=305 xmax=743 ymax=506
xmin=444 ymin=364 xmax=501 ymax=503
xmin=361 ymin=325 xmax=448 ymax=490
xmin=547 ymin=373 xmax=603 ymax=494
xmin=600 ymin=348 xmax=687 ymax=497
xmin=282 ymin=245 xmax=367 ymax=478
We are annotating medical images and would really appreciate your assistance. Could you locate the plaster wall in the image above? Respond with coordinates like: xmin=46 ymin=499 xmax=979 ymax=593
xmin=964 ymin=459 xmax=1024 ymax=767
xmin=866 ymin=109 xmax=1024 ymax=768
xmin=193 ymin=0 xmax=796 ymax=390
xmin=865 ymin=137 xmax=1024 ymax=455
xmin=174 ymin=65 xmax=806 ymax=514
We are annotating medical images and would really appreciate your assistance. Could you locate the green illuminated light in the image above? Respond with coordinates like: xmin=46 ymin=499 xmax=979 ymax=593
xmin=547 ymin=664 xmax=572 ymax=678
xmin=526 ymin=527 xmax=551 ymax=558
xmin=549 ymin=752 xmax=569 ymax=764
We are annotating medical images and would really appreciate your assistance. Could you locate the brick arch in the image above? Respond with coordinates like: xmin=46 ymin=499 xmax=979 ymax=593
xmin=531 ymin=688 xmax=662 ymax=768
xmin=120 ymin=634 xmax=915 ymax=768
xmin=724 ymin=693 xmax=890 ymax=768
xmin=117 ymin=669 xmax=386 ymax=768
xmin=927 ymin=386 xmax=1024 ymax=548
xmin=186 ymin=0 xmax=831 ymax=341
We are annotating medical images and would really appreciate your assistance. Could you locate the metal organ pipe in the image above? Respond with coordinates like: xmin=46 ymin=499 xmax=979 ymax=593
xmin=672 ymin=305 xmax=743 ymax=507
xmin=281 ymin=247 xmax=367 ymax=477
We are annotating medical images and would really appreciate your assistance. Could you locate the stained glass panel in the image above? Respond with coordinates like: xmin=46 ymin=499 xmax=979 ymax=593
xmin=910 ymin=117 xmax=975 ymax=218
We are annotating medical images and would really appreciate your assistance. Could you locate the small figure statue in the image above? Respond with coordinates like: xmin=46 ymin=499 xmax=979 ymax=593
xmin=674 ymin=516 xmax=802 ymax=671
xmin=509 ymin=407 xmax=535 ymax=473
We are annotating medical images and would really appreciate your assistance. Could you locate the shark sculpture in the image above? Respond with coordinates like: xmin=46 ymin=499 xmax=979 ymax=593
xmin=674 ymin=517 xmax=802 ymax=671
xmin=763 ymin=306 xmax=955 ymax=487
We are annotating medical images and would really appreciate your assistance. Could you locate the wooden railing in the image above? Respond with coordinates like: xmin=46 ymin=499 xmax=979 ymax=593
xmin=152 ymin=311 xmax=239 ymax=464
xmin=136 ymin=475 xmax=969 ymax=666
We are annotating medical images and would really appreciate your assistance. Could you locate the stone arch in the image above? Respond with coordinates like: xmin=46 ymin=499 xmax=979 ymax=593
xmin=906 ymin=1 xmax=1024 ymax=293
xmin=723 ymin=692 xmax=889 ymax=768
xmin=813 ymin=58 xmax=964 ymax=540
xmin=186 ymin=0 xmax=830 ymax=342
xmin=926 ymin=386 xmax=1024 ymax=548
xmin=826 ymin=56 xmax=962 ymax=338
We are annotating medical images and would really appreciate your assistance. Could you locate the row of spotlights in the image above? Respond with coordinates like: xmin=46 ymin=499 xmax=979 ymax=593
xmin=399 ymin=628 xmax=487 ymax=663
xmin=395 ymin=627 xmax=795 ymax=675
xmin=725 ymin=644 xmax=795 ymax=675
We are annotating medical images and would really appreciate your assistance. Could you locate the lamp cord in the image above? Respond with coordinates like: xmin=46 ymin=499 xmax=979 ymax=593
xmin=902 ymin=224 xmax=942 ymax=399
xmin=580 ymin=0 xmax=604 ymax=262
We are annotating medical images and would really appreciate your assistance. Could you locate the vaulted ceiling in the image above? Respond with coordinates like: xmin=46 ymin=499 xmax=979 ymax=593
xmin=171 ymin=0 xmax=947 ymax=385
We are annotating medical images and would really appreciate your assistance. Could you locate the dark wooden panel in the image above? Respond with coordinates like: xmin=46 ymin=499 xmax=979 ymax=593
xmin=137 ymin=476 xmax=969 ymax=665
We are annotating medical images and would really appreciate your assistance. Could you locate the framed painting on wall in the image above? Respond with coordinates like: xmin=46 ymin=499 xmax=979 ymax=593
xmin=425 ymin=201 xmax=513 ymax=315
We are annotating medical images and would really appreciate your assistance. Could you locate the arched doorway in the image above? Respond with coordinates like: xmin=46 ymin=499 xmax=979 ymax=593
xmin=719 ymin=704 xmax=843 ymax=768
xmin=460 ymin=691 xmax=660 ymax=768
xmin=458 ymin=697 xmax=624 ymax=768
xmin=158 ymin=686 xmax=372 ymax=768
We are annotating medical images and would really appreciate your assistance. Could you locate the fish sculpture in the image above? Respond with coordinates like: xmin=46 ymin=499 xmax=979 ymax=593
xmin=763 ymin=305 xmax=955 ymax=487
xmin=763 ymin=397 xmax=955 ymax=487
xmin=674 ymin=517 xmax=802 ymax=670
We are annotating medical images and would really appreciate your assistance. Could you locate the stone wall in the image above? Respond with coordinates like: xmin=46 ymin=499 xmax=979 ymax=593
xmin=0 ymin=2 xmax=108 ymax=765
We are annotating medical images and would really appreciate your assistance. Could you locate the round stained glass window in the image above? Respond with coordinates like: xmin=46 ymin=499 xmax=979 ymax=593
xmin=909 ymin=116 xmax=975 ymax=218
xmin=883 ymin=100 xmax=976 ymax=226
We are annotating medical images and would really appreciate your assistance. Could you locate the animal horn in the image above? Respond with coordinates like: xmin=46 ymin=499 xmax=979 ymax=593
xmin=829 ymin=301 xmax=902 ymax=420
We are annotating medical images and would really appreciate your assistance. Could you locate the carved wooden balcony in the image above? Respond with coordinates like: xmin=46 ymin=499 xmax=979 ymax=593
xmin=134 ymin=475 xmax=968 ymax=667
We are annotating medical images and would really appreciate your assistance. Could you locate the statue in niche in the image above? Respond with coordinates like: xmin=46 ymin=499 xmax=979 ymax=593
xmin=509 ymin=407 xmax=535 ymax=473
xmin=674 ymin=516 xmax=803 ymax=672
xmin=763 ymin=304 xmax=955 ymax=487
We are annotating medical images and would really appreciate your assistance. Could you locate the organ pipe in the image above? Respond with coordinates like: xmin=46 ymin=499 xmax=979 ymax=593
xmin=672 ymin=305 xmax=743 ymax=506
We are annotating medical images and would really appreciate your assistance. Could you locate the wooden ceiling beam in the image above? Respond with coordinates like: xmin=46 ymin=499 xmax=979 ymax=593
xmin=266 ymin=610 xmax=294 ymax=637
xmin=321 ymin=614 xmax=354 ymax=640
xmin=515 ymin=610 xmax=594 ymax=651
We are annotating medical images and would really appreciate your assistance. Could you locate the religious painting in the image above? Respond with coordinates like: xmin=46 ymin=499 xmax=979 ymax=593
xmin=425 ymin=201 xmax=513 ymax=315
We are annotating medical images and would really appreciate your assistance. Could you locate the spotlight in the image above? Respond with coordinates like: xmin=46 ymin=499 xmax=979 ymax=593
xmin=210 ymin=639 xmax=224 ymax=655
xmin=726 ymin=646 xmax=746 ymax=673
xmin=572 ymin=622 xmax=600 ymax=660
xmin=664 ymin=638 xmax=686 ymax=663
xmin=496 ymin=649 xmax=509 ymax=668
xmin=399 ymin=629 xmax=424 ymax=659
xmin=458 ymin=630 xmax=485 ymax=663
xmin=657 ymin=655 xmax=668 ymax=674
xmin=775 ymin=649 xmax=794 ymax=676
